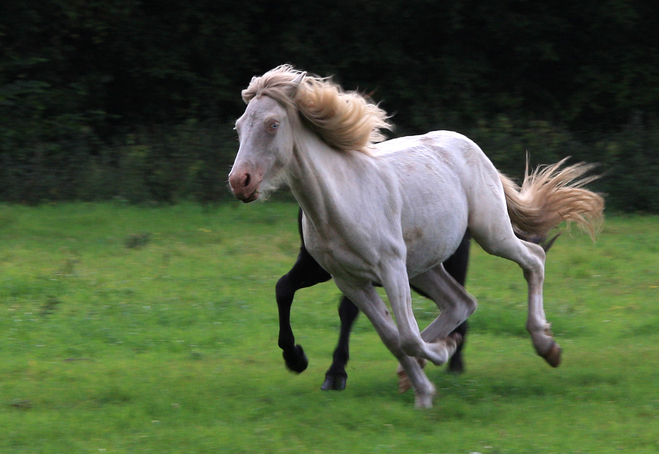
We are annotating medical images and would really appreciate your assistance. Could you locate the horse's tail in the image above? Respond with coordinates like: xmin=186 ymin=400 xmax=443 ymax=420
xmin=499 ymin=158 xmax=605 ymax=241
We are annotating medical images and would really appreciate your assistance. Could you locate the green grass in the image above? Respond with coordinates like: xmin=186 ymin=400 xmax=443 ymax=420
xmin=1 ymin=202 xmax=658 ymax=453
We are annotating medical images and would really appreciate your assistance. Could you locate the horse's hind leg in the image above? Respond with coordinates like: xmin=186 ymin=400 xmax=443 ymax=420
xmin=321 ymin=296 xmax=359 ymax=391
xmin=472 ymin=226 xmax=561 ymax=367
xmin=447 ymin=321 xmax=468 ymax=373
xmin=518 ymin=240 xmax=561 ymax=366
xmin=441 ymin=231 xmax=471 ymax=374
xmin=411 ymin=265 xmax=478 ymax=344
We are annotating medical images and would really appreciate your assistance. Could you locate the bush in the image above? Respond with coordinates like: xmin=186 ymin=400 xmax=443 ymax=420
xmin=0 ymin=119 xmax=238 ymax=205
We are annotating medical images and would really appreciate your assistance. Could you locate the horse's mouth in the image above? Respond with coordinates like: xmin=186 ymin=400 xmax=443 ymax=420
xmin=241 ymin=191 xmax=260 ymax=203
xmin=232 ymin=186 xmax=260 ymax=203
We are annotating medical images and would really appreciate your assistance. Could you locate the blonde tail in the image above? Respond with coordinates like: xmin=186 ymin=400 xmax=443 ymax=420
xmin=499 ymin=158 xmax=605 ymax=241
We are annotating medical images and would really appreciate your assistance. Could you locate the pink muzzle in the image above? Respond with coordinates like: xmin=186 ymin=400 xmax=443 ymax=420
xmin=229 ymin=167 xmax=262 ymax=203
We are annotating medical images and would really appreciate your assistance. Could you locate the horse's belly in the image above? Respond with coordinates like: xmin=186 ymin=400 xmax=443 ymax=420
xmin=396 ymin=160 xmax=469 ymax=276
xmin=403 ymin=209 xmax=468 ymax=277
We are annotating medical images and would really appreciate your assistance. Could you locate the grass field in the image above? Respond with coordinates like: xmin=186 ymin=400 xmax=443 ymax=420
xmin=1 ymin=201 xmax=658 ymax=453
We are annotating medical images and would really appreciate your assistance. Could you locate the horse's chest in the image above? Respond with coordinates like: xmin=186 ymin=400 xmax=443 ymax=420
xmin=302 ymin=220 xmax=384 ymax=283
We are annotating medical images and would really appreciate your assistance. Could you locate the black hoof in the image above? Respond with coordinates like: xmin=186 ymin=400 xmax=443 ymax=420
xmin=321 ymin=374 xmax=347 ymax=391
xmin=283 ymin=344 xmax=308 ymax=373
xmin=447 ymin=357 xmax=464 ymax=375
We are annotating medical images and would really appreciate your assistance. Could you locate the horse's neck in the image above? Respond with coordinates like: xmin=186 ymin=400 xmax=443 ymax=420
xmin=286 ymin=131 xmax=382 ymax=235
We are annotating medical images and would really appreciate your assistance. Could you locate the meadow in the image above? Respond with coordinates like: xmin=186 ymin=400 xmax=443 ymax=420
xmin=1 ymin=201 xmax=658 ymax=453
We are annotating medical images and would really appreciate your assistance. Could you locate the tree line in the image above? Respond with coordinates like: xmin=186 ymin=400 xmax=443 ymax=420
xmin=1 ymin=0 xmax=658 ymax=211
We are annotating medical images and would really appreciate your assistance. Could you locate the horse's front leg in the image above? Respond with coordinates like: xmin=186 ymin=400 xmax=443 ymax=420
xmin=381 ymin=263 xmax=461 ymax=367
xmin=395 ymin=264 xmax=477 ymax=393
xmin=275 ymin=246 xmax=332 ymax=373
xmin=333 ymin=279 xmax=436 ymax=408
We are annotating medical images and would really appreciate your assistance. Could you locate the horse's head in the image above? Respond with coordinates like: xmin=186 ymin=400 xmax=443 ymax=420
xmin=229 ymin=65 xmax=391 ymax=202
xmin=229 ymin=95 xmax=296 ymax=203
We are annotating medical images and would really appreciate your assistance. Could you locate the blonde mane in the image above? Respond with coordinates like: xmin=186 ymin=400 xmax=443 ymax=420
xmin=242 ymin=65 xmax=393 ymax=153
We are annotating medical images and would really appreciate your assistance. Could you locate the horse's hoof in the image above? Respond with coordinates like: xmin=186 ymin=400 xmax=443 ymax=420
xmin=447 ymin=357 xmax=464 ymax=375
xmin=283 ymin=344 xmax=308 ymax=373
xmin=414 ymin=385 xmax=436 ymax=409
xmin=414 ymin=394 xmax=434 ymax=409
xmin=321 ymin=374 xmax=347 ymax=391
xmin=542 ymin=342 xmax=562 ymax=368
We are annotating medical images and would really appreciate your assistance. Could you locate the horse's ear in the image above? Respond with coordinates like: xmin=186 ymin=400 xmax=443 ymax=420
xmin=289 ymin=71 xmax=307 ymax=97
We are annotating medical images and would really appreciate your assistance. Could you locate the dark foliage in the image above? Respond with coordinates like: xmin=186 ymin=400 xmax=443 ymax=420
xmin=1 ymin=0 xmax=658 ymax=210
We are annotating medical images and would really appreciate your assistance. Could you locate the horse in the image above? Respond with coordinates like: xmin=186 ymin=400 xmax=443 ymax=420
xmin=229 ymin=65 xmax=604 ymax=408
xmin=276 ymin=208 xmax=472 ymax=392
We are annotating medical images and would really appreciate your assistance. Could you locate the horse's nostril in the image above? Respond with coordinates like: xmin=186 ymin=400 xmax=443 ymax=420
xmin=243 ymin=173 xmax=251 ymax=188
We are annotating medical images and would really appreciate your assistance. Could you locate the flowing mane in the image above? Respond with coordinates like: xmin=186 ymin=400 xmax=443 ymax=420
xmin=241 ymin=65 xmax=392 ymax=153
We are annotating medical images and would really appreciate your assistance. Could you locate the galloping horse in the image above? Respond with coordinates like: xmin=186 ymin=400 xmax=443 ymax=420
xmin=229 ymin=65 xmax=604 ymax=408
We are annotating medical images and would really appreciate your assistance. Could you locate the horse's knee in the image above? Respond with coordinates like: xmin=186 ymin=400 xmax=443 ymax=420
xmin=275 ymin=274 xmax=295 ymax=303
xmin=399 ymin=333 xmax=424 ymax=357
xmin=523 ymin=241 xmax=546 ymax=269
xmin=399 ymin=343 xmax=418 ymax=358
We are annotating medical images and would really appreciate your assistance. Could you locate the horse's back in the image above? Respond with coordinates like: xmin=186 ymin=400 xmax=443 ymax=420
xmin=376 ymin=130 xmax=504 ymax=206
xmin=373 ymin=131 xmax=498 ymax=274
xmin=379 ymin=131 xmax=519 ymax=260
xmin=375 ymin=130 xmax=493 ymax=171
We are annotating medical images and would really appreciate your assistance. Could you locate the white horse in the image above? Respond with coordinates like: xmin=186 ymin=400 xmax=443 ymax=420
xmin=229 ymin=65 xmax=604 ymax=408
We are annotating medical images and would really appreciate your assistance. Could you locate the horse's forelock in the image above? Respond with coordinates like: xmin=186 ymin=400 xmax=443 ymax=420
xmin=241 ymin=65 xmax=301 ymax=106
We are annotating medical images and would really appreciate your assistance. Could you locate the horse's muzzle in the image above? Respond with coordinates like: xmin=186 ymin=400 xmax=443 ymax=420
xmin=229 ymin=169 xmax=261 ymax=203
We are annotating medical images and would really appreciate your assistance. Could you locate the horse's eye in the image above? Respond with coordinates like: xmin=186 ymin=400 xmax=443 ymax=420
xmin=268 ymin=122 xmax=279 ymax=133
